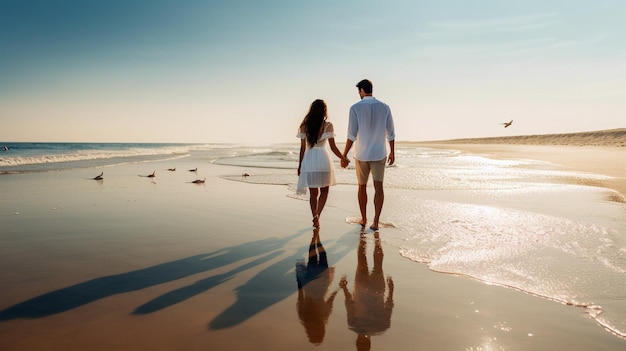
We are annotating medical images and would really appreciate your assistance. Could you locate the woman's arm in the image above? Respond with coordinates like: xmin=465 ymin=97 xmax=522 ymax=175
xmin=328 ymin=138 xmax=349 ymax=164
xmin=298 ymin=138 xmax=306 ymax=176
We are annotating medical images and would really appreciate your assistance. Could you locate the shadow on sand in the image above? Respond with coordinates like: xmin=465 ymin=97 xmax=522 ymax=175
xmin=207 ymin=227 xmax=356 ymax=330
xmin=0 ymin=231 xmax=305 ymax=321
xmin=0 ymin=228 xmax=358 ymax=331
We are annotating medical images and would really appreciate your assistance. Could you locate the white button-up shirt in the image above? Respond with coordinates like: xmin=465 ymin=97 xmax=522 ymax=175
xmin=347 ymin=96 xmax=395 ymax=161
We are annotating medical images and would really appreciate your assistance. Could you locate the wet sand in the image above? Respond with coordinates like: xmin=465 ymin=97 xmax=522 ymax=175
xmin=0 ymin=149 xmax=625 ymax=350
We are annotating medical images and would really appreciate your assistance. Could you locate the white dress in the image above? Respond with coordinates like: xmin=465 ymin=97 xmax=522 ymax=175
xmin=296 ymin=122 xmax=337 ymax=195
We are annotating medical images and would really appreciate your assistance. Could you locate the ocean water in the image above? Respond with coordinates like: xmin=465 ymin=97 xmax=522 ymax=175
xmin=0 ymin=142 xmax=197 ymax=173
xmin=1 ymin=142 xmax=624 ymax=338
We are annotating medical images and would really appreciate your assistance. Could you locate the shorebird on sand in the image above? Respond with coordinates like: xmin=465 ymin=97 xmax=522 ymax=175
xmin=139 ymin=171 xmax=156 ymax=178
xmin=167 ymin=168 xmax=176 ymax=171
xmin=191 ymin=178 xmax=206 ymax=184
xmin=189 ymin=167 xmax=198 ymax=172
xmin=92 ymin=172 xmax=103 ymax=180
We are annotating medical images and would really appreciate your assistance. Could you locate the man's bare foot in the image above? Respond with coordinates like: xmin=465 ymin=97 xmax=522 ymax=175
xmin=370 ymin=222 xmax=379 ymax=231
xmin=359 ymin=218 xmax=367 ymax=228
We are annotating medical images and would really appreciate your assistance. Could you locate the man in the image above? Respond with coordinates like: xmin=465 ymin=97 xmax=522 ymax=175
xmin=339 ymin=233 xmax=394 ymax=350
xmin=341 ymin=79 xmax=395 ymax=231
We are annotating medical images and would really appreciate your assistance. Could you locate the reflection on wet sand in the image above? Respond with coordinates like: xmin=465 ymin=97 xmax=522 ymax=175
xmin=340 ymin=232 xmax=394 ymax=351
xmin=295 ymin=228 xmax=338 ymax=345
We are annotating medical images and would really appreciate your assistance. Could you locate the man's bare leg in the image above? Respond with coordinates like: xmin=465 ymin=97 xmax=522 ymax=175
xmin=358 ymin=184 xmax=368 ymax=227
xmin=371 ymin=180 xmax=384 ymax=230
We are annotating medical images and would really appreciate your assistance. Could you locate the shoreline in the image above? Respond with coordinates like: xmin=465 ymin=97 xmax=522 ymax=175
xmin=1 ymin=150 xmax=625 ymax=350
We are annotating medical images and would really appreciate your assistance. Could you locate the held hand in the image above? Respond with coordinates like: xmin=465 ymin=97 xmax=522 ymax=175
xmin=341 ymin=157 xmax=350 ymax=169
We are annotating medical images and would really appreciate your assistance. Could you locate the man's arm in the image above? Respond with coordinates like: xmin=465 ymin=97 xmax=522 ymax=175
xmin=386 ymin=106 xmax=395 ymax=165
xmin=341 ymin=139 xmax=353 ymax=168
xmin=342 ymin=105 xmax=358 ymax=169
xmin=387 ymin=139 xmax=395 ymax=165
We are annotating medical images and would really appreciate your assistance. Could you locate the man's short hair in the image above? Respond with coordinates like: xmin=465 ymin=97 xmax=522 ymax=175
xmin=356 ymin=79 xmax=373 ymax=94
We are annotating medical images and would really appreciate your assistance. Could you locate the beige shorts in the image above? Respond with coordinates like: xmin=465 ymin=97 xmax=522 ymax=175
xmin=355 ymin=158 xmax=387 ymax=184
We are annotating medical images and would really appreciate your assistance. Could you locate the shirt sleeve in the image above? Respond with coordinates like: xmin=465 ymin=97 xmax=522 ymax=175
xmin=386 ymin=108 xmax=396 ymax=141
xmin=297 ymin=126 xmax=306 ymax=139
xmin=320 ymin=121 xmax=335 ymax=140
xmin=347 ymin=107 xmax=358 ymax=141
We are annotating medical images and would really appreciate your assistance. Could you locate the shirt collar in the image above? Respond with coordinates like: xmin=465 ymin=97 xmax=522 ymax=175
xmin=362 ymin=96 xmax=375 ymax=100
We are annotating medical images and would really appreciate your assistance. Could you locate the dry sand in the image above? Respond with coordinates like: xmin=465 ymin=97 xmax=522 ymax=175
xmin=421 ymin=128 xmax=626 ymax=148
xmin=414 ymin=128 xmax=626 ymax=197
xmin=0 ymin=146 xmax=625 ymax=350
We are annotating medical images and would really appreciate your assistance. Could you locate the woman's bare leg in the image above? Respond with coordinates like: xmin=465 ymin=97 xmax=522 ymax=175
xmin=315 ymin=186 xmax=330 ymax=226
xmin=309 ymin=188 xmax=320 ymax=227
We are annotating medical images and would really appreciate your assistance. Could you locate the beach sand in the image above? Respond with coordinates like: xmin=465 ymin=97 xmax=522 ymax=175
xmin=422 ymin=128 xmax=626 ymax=148
xmin=416 ymin=128 xmax=626 ymax=198
xmin=1 ymin=144 xmax=625 ymax=350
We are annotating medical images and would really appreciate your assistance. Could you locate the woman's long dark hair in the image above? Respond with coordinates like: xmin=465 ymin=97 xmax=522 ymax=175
xmin=300 ymin=99 xmax=327 ymax=147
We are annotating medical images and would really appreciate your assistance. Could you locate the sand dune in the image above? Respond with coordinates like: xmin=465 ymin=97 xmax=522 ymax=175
xmin=422 ymin=128 xmax=626 ymax=147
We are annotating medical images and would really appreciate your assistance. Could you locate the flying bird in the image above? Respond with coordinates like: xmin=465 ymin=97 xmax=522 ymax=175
xmin=501 ymin=120 xmax=513 ymax=128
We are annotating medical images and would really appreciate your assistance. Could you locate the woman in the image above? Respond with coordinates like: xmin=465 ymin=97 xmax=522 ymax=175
xmin=295 ymin=228 xmax=338 ymax=345
xmin=297 ymin=99 xmax=349 ymax=228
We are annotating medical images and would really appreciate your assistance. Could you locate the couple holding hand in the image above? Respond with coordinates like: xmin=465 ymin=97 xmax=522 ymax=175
xmin=297 ymin=79 xmax=396 ymax=230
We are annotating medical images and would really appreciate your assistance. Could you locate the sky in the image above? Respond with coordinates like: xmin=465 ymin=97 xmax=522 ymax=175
xmin=1 ymin=0 xmax=625 ymax=144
